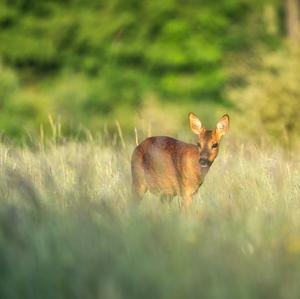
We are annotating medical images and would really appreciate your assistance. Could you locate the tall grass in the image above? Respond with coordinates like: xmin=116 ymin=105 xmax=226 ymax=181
xmin=0 ymin=138 xmax=300 ymax=299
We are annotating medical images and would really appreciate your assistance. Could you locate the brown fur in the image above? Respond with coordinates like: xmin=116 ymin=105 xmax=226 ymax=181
xmin=131 ymin=113 xmax=229 ymax=211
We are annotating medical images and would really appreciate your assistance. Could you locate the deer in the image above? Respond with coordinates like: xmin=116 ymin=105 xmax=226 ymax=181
xmin=131 ymin=113 xmax=229 ymax=211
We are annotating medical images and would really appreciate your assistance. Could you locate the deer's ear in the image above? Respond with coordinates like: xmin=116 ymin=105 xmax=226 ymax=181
xmin=189 ymin=113 xmax=202 ymax=135
xmin=216 ymin=114 xmax=230 ymax=136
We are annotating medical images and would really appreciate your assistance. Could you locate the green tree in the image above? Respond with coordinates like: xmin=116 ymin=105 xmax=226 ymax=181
xmin=0 ymin=0 xmax=291 ymax=139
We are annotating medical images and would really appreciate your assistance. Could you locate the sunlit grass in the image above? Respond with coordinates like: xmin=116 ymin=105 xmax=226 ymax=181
xmin=0 ymin=139 xmax=300 ymax=298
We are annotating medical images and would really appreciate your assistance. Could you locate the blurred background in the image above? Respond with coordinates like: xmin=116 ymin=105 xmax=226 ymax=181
xmin=0 ymin=0 xmax=300 ymax=147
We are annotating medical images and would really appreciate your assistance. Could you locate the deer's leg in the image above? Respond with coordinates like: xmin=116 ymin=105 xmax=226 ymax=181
xmin=181 ymin=194 xmax=193 ymax=213
xmin=131 ymin=171 xmax=147 ymax=201
xmin=132 ymin=179 xmax=147 ymax=201
xmin=160 ymin=195 xmax=173 ymax=204
xmin=131 ymin=153 xmax=147 ymax=201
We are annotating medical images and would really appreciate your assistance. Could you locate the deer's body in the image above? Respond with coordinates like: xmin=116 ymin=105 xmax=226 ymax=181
xmin=132 ymin=136 xmax=204 ymax=197
xmin=131 ymin=113 xmax=229 ymax=210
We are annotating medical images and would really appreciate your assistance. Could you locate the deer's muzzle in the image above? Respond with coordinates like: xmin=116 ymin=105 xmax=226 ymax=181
xmin=199 ymin=158 xmax=212 ymax=168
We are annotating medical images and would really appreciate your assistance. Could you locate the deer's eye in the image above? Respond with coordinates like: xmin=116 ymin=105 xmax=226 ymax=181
xmin=212 ymin=143 xmax=218 ymax=149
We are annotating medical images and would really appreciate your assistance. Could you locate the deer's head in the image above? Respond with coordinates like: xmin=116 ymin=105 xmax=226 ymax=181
xmin=189 ymin=113 xmax=230 ymax=169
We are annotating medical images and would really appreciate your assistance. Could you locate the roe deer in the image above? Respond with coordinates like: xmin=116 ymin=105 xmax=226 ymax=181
xmin=131 ymin=113 xmax=230 ymax=211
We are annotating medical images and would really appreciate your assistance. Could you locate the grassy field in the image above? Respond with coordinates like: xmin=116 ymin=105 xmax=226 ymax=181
xmin=0 ymin=137 xmax=300 ymax=299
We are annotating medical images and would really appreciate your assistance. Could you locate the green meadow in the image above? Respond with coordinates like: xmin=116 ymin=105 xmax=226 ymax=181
xmin=0 ymin=136 xmax=300 ymax=299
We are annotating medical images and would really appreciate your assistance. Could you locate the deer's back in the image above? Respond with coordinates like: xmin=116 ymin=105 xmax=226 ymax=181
xmin=131 ymin=136 xmax=201 ymax=196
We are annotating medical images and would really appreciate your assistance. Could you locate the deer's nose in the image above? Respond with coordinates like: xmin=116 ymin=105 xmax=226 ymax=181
xmin=199 ymin=158 xmax=210 ymax=168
